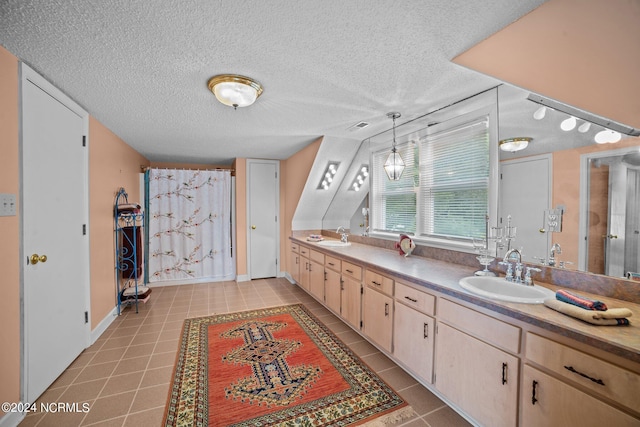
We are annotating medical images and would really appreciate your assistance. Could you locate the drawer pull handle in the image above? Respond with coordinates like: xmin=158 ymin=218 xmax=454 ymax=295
xmin=564 ymin=365 xmax=605 ymax=386
xmin=384 ymin=303 xmax=389 ymax=316
xmin=423 ymin=323 xmax=428 ymax=339
xmin=328 ymin=262 xmax=335 ymax=266
xmin=372 ymin=280 xmax=381 ymax=286
xmin=346 ymin=269 xmax=354 ymax=274
xmin=404 ymin=296 xmax=418 ymax=303
xmin=502 ymin=363 xmax=508 ymax=385
xmin=531 ymin=380 xmax=538 ymax=405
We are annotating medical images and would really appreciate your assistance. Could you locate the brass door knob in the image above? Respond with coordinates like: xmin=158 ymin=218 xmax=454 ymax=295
xmin=30 ymin=254 xmax=48 ymax=264
xmin=251 ymin=225 xmax=256 ymax=229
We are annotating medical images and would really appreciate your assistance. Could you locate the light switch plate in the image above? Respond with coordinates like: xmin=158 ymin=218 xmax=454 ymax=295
xmin=0 ymin=193 xmax=17 ymax=216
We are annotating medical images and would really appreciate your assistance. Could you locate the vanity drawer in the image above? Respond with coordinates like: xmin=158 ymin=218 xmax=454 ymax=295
xmin=325 ymin=255 xmax=341 ymax=272
xmin=299 ymin=245 xmax=310 ymax=257
xmin=291 ymin=242 xmax=299 ymax=253
xmin=342 ymin=261 xmax=362 ymax=281
xmin=439 ymin=299 xmax=521 ymax=354
xmin=526 ymin=333 xmax=640 ymax=412
xmin=395 ymin=280 xmax=435 ymax=316
xmin=364 ymin=269 xmax=394 ymax=296
xmin=310 ymin=249 xmax=324 ymax=264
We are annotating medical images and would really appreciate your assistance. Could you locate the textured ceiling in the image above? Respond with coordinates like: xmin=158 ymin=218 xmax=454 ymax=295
xmin=0 ymin=0 xmax=545 ymax=164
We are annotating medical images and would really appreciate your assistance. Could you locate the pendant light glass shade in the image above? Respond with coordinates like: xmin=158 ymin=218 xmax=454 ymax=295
xmin=384 ymin=148 xmax=405 ymax=180
xmin=384 ymin=112 xmax=404 ymax=181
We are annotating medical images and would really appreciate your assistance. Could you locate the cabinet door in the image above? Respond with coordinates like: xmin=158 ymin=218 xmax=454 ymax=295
xmin=308 ymin=259 xmax=325 ymax=302
xmin=299 ymin=257 xmax=310 ymax=291
xmin=363 ymin=287 xmax=393 ymax=352
xmin=436 ymin=322 xmax=518 ymax=427
xmin=341 ymin=275 xmax=361 ymax=330
xmin=325 ymin=268 xmax=341 ymax=314
xmin=290 ymin=251 xmax=300 ymax=284
xmin=521 ymin=365 xmax=639 ymax=427
xmin=393 ymin=302 xmax=434 ymax=383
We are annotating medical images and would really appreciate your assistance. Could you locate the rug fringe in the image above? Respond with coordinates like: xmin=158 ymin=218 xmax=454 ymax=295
xmin=362 ymin=406 xmax=416 ymax=427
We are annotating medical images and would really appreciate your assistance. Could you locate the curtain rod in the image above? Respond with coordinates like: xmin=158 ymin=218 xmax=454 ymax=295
xmin=140 ymin=166 xmax=235 ymax=173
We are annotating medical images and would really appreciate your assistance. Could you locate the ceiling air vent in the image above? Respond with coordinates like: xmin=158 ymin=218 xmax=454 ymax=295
xmin=348 ymin=121 xmax=370 ymax=131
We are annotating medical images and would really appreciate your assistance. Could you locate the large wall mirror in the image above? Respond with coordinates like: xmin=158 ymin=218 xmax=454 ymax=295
xmin=321 ymin=83 xmax=640 ymax=280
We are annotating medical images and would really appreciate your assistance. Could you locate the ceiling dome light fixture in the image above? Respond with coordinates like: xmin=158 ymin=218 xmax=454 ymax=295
xmin=384 ymin=112 xmax=405 ymax=181
xmin=207 ymin=74 xmax=263 ymax=109
xmin=499 ymin=137 xmax=532 ymax=153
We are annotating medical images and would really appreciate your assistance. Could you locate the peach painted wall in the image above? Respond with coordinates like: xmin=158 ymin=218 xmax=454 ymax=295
xmin=551 ymin=137 xmax=640 ymax=267
xmin=281 ymin=138 xmax=323 ymax=274
xmin=89 ymin=117 xmax=150 ymax=329
xmin=234 ymin=158 xmax=247 ymax=277
xmin=453 ymin=0 xmax=640 ymax=129
xmin=0 ymin=45 xmax=20 ymax=411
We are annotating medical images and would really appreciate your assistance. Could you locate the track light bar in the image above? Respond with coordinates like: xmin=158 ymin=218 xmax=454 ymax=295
xmin=527 ymin=93 xmax=639 ymax=137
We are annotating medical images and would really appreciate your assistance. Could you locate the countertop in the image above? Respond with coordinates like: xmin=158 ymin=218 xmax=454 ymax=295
xmin=291 ymin=236 xmax=640 ymax=365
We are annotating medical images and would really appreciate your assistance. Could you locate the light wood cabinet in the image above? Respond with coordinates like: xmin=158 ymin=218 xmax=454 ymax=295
xmin=341 ymin=261 xmax=362 ymax=330
xmin=308 ymin=258 xmax=324 ymax=302
xmin=393 ymin=298 xmax=435 ymax=383
xmin=521 ymin=365 xmax=639 ymax=426
xmin=436 ymin=322 xmax=519 ymax=427
xmin=324 ymin=256 xmax=341 ymax=315
xmin=362 ymin=276 xmax=393 ymax=353
xmin=290 ymin=243 xmax=300 ymax=285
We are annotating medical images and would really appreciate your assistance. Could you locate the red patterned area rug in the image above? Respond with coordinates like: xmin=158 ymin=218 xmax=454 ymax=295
xmin=163 ymin=304 xmax=414 ymax=426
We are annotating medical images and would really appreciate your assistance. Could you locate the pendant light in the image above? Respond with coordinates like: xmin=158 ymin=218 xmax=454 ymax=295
xmin=384 ymin=112 xmax=405 ymax=181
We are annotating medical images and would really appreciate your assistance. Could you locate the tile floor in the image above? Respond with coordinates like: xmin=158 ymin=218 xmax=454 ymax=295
xmin=19 ymin=278 xmax=471 ymax=427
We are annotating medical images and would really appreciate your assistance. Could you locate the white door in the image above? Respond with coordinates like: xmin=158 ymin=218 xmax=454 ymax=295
xmin=500 ymin=155 xmax=551 ymax=263
xmin=247 ymin=159 xmax=279 ymax=279
xmin=21 ymin=64 xmax=90 ymax=403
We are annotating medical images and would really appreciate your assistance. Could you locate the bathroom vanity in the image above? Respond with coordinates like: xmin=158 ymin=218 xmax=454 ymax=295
xmin=289 ymin=236 xmax=640 ymax=426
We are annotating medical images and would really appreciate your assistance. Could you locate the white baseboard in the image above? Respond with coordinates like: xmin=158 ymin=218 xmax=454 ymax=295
xmin=148 ymin=274 xmax=236 ymax=287
xmin=236 ymin=274 xmax=250 ymax=282
xmin=0 ymin=410 xmax=25 ymax=427
xmin=91 ymin=306 xmax=118 ymax=345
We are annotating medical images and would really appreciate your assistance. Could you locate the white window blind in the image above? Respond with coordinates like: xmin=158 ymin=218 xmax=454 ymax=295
xmin=371 ymin=142 xmax=417 ymax=234
xmin=419 ymin=117 xmax=489 ymax=241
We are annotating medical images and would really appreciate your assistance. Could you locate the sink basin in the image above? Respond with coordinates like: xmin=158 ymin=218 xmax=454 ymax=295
xmin=316 ymin=240 xmax=351 ymax=247
xmin=459 ymin=276 xmax=555 ymax=304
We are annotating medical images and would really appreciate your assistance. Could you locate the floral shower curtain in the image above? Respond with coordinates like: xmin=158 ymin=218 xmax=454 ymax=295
xmin=147 ymin=168 xmax=233 ymax=283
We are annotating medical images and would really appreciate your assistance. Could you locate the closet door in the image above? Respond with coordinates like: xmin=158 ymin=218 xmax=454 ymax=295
xmin=21 ymin=63 xmax=90 ymax=402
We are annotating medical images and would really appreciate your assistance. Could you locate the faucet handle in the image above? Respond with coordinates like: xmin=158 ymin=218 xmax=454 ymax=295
xmin=524 ymin=266 xmax=542 ymax=286
xmin=499 ymin=261 xmax=514 ymax=281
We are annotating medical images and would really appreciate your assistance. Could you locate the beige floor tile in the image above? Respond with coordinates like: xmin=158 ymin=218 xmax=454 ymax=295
xmin=400 ymin=384 xmax=446 ymax=417
xmin=74 ymin=362 xmax=118 ymax=384
xmin=81 ymin=391 xmax=136 ymax=425
xmin=100 ymin=372 xmax=144 ymax=397
xmin=113 ymin=356 xmax=151 ymax=376
xmin=139 ymin=366 xmax=173 ymax=388
xmin=376 ymin=366 xmax=419 ymax=392
xmin=129 ymin=384 xmax=169 ymax=413
xmin=123 ymin=407 xmax=165 ymax=427
xmin=59 ymin=377 xmax=108 ymax=403
xmin=147 ymin=352 xmax=178 ymax=369
xmin=422 ymin=406 xmax=472 ymax=427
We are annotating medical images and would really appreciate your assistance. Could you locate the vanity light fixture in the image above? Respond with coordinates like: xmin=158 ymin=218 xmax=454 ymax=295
xmin=499 ymin=137 xmax=532 ymax=153
xmin=349 ymin=165 xmax=369 ymax=191
xmin=317 ymin=161 xmax=340 ymax=190
xmin=594 ymin=130 xmax=622 ymax=144
xmin=578 ymin=122 xmax=591 ymax=133
xmin=384 ymin=112 xmax=405 ymax=181
xmin=560 ymin=116 xmax=577 ymax=131
xmin=533 ymin=106 xmax=547 ymax=120
xmin=207 ymin=74 xmax=263 ymax=109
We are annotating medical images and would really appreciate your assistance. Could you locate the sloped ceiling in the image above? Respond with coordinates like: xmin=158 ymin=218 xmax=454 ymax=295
xmin=0 ymin=0 xmax=545 ymax=164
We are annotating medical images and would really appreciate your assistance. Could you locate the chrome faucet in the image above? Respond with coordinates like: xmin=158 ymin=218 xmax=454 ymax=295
xmin=549 ymin=243 xmax=562 ymax=267
xmin=336 ymin=226 xmax=349 ymax=243
xmin=503 ymin=248 xmax=523 ymax=283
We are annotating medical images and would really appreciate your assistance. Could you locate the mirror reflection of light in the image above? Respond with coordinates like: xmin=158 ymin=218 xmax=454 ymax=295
xmin=560 ymin=116 xmax=577 ymax=131
xmin=578 ymin=122 xmax=591 ymax=133
xmin=594 ymin=130 xmax=622 ymax=144
xmin=533 ymin=106 xmax=547 ymax=120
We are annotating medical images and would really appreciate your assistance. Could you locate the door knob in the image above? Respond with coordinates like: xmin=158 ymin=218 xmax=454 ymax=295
xmin=30 ymin=254 xmax=48 ymax=264
xmin=251 ymin=225 xmax=256 ymax=229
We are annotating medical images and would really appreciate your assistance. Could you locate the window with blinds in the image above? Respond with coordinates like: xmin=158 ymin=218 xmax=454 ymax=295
xmin=370 ymin=114 xmax=490 ymax=244
xmin=419 ymin=117 xmax=489 ymax=241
